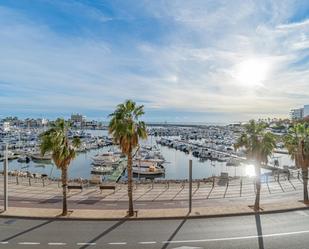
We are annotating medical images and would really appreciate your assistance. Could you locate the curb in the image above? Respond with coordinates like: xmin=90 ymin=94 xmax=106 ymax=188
xmin=1 ymin=206 xmax=309 ymax=221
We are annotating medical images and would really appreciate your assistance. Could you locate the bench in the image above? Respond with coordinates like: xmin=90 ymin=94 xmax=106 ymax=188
xmin=68 ymin=185 xmax=83 ymax=191
xmin=99 ymin=185 xmax=116 ymax=193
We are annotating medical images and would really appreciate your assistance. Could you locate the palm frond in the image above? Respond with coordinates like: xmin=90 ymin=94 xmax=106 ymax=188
xmin=108 ymin=100 xmax=147 ymax=155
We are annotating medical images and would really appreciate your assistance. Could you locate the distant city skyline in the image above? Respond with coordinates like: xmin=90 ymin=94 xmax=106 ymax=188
xmin=1 ymin=1 xmax=309 ymax=122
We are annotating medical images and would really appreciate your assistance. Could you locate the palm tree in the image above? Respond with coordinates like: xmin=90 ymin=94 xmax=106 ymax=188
xmin=40 ymin=119 xmax=80 ymax=216
xmin=109 ymin=100 xmax=147 ymax=216
xmin=234 ymin=120 xmax=276 ymax=210
xmin=284 ymin=123 xmax=309 ymax=202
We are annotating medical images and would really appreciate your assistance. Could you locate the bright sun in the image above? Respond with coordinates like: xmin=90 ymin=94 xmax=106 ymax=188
xmin=234 ymin=58 xmax=270 ymax=87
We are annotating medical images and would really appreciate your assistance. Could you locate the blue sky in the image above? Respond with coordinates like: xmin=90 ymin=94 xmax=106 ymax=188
xmin=1 ymin=0 xmax=309 ymax=123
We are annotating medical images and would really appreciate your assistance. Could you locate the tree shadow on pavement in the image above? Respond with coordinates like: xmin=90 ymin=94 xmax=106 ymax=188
xmin=161 ymin=213 xmax=189 ymax=249
xmin=79 ymin=217 xmax=128 ymax=249
xmin=1 ymin=219 xmax=54 ymax=242
xmin=255 ymin=213 xmax=264 ymax=249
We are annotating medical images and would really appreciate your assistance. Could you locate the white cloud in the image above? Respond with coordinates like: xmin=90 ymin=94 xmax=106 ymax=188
xmin=1 ymin=1 xmax=309 ymax=122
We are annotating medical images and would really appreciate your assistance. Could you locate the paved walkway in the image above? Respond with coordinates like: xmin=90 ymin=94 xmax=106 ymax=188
xmin=0 ymin=175 xmax=308 ymax=219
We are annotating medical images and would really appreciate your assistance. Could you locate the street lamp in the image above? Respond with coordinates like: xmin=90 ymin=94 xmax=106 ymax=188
xmin=3 ymin=143 xmax=8 ymax=211
xmin=188 ymin=150 xmax=193 ymax=213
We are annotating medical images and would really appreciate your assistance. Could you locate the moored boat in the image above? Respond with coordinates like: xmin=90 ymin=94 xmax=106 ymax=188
xmin=30 ymin=152 xmax=52 ymax=162
xmin=91 ymin=166 xmax=113 ymax=175
xmin=132 ymin=160 xmax=165 ymax=175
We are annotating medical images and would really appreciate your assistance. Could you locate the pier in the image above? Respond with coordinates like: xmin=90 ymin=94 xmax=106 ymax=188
xmin=161 ymin=138 xmax=292 ymax=173
xmin=107 ymin=159 xmax=127 ymax=182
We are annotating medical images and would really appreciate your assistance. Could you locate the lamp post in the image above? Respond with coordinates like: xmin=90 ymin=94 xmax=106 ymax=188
xmin=189 ymin=159 xmax=192 ymax=213
xmin=3 ymin=143 xmax=8 ymax=211
xmin=188 ymin=151 xmax=193 ymax=213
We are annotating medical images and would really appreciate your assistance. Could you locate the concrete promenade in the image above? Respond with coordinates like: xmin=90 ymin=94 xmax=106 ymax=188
xmin=0 ymin=174 xmax=308 ymax=219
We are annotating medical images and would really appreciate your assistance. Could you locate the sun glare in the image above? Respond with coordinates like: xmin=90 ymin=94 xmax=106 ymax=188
xmin=234 ymin=58 xmax=270 ymax=87
xmin=245 ymin=164 xmax=256 ymax=177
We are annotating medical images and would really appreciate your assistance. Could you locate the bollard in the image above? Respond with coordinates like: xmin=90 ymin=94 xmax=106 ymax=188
xmin=197 ymin=181 xmax=200 ymax=189
xmin=28 ymin=177 xmax=31 ymax=186
xmin=212 ymin=176 xmax=215 ymax=188
xmin=42 ymin=178 xmax=45 ymax=187
xmin=58 ymin=180 xmax=60 ymax=188
xmin=298 ymin=171 xmax=300 ymax=179
xmin=166 ymin=182 xmax=169 ymax=189
xmin=16 ymin=176 xmax=19 ymax=185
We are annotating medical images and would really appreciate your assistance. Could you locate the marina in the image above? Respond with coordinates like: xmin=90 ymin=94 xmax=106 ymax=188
xmin=0 ymin=124 xmax=296 ymax=182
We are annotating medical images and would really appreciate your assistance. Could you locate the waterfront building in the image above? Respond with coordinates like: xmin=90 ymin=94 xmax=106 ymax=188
xmin=84 ymin=120 xmax=101 ymax=129
xmin=2 ymin=116 xmax=20 ymax=127
xmin=70 ymin=113 xmax=86 ymax=128
xmin=3 ymin=122 xmax=11 ymax=132
xmin=24 ymin=118 xmax=45 ymax=128
xmin=290 ymin=108 xmax=304 ymax=120
xmin=304 ymin=105 xmax=309 ymax=118
xmin=42 ymin=118 xmax=49 ymax=126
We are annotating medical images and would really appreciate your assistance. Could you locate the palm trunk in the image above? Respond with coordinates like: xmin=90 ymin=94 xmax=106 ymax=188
xmin=61 ymin=166 xmax=68 ymax=216
xmin=254 ymin=164 xmax=261 ymax=211
xmin=127 ymin=151 xmax=134 ymax=216
xmin=302 ymin=168 xmax=308 ymax=202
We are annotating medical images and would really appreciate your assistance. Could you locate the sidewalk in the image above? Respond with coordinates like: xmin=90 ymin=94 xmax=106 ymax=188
xmin=1 ymin=200 xmax=309 ymax=220
xmin=0 ymin=174 xmax=303 ymax=203
xmin=0 ymin=175 xmax=308 ymax=220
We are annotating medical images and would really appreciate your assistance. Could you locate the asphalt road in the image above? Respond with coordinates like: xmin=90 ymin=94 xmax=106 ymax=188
xmin=1 ymin=210 xmax=309 ymax=249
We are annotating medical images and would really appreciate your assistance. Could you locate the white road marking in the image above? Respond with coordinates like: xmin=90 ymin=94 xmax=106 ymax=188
xmin=162 ymin=229 xmax=309 ymax=244
xmin=18 ymin=242 xmax=40 ymax=245
xmin=0 ymin=242 xmax=8 ymax=245
xmin=48 ymin=242 xmax=67 ymax=246
xmin=108 ymin=242 xmax=127 ymax=245
xmin=139 ymin=241 xmax=157 ymax=244
xmin=77 ymin=242 xmax=96 ymax=245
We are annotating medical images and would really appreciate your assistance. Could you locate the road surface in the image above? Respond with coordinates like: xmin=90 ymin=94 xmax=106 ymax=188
xmin=1 ymin=210 xmax=309 ymax=248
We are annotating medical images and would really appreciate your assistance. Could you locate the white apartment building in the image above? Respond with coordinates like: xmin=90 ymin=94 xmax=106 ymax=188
xmin=290 ymin=108 xmax=304 ymax=120
xmin=304 ymin=105 xmax=309 ymax=118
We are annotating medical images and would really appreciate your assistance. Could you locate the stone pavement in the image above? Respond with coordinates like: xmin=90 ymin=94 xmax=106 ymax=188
xmin=0 ymin=174 xmax=303 ymax=202
xmin=0 ymin=175 xmax=308 ymax=219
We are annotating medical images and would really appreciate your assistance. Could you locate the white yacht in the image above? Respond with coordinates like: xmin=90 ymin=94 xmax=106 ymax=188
xmin=92 ymin=152 xmax=121 ymax=167
xmin=91 ymin=166 xmax=113 ymax=175
xmin=132 ymin=160 xmax=165 ymax=175
xmin=30 ymin=152 xmax=52 ymax=162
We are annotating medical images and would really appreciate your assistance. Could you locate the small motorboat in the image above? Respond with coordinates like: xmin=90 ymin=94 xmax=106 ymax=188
xmin=91 ymin=166 xmax=113 ymax=175
xmin=17 ymin=156 xmax=30 ymax=163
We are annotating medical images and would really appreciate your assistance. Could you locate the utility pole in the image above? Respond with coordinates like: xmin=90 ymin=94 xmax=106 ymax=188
xmin=3 ymin=143 xmax=8 ymax=211
xmin=189 ymin=159 xmax=192 ymax=213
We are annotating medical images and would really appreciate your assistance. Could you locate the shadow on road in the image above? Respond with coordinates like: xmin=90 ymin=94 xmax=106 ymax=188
xmin=1 ymin=219 xmax=54 ymax=242
xmin=255 ymin=213 xmax=264 ymax=249
xmin=79 ymin=217 xmax=128 ymax=249
xmin=161 ymin=213 xmax=189 ymax=249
